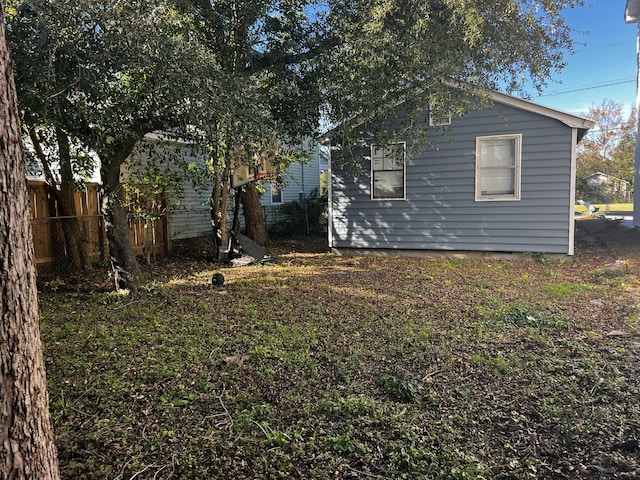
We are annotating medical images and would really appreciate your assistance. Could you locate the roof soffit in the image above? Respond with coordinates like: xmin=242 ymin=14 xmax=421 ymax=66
xmin=626 ymin=0 xmax=640 ymax=23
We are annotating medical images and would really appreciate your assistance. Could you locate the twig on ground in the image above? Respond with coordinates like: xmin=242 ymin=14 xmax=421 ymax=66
xmin=129 ymin=463 xmax=164 ymax=480
xmin=202 ymin=384 xmax=234 ymax=433
xmin=346 ymin=465 xmax=383 ymax=478
xmin=422 ymin=368 xmax=443 ymax=381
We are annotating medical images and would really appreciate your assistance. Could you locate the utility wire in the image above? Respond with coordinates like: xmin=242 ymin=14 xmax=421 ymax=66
xmin=574 ymin=40 xmax=636 ymax=52
xmin=536 ymin=79 xmax=636 ymax=97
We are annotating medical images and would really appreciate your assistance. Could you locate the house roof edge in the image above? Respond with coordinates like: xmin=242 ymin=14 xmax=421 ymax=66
xmin=626 ymin=0 xmax=640 ymax=22
xmin=487 ymin=90 xmax=596 ymax=132
xmin=319 ymin=87 xmax=596 ymax=142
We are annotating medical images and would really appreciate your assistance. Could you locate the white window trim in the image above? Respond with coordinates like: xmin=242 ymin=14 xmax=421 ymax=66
xmin=475 ymin=134 xmax=522 ymax=202
xmin=370 ymin=142 xmax=407 ymax=201
xmin=428 ymin=112 xmax=452 ymax=127
xmin=270 ymin=184 xmax=283 ymax=205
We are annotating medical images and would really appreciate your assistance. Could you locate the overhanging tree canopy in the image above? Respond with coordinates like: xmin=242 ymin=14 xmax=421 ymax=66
xmin=320 ymin=0 xmax=585 ymax=138
xmin=8 ymin=0 xmax=223 ymax=292
xmin=8 ymin=0 xmax=587 ymax=291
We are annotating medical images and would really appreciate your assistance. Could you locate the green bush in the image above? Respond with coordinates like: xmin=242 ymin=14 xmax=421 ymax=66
xmin=269 ymin=188 xmax=327 ymax=238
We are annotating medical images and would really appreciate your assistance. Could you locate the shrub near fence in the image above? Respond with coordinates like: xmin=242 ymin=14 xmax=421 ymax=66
xmin=268 ymin=190 xmax=328 ymax=238
xmin=28 ymin=182 xmax=170 ymax=269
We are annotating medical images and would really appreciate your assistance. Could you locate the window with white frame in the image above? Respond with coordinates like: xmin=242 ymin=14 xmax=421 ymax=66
xmin=428 ymin=110 xmax=452 ymax=126
xmin=475 ymin=134 xmax=522 ymax=201
xmin=371 ymin=143 xmax=406 ymax=200
xmin=271 ymin=184 xmax=282 ymax=204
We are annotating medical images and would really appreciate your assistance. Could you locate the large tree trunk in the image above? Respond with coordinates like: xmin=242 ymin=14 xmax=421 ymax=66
xmin=101 ymin=154 xmax=141 ymax=295
xmin=241 ymin=182 xmax=268 ymax=246
xmin=29 ymin=127 xmax=89 ymax=271
xmin=0 ymin=6 xmax=61 ymax=478
xmin=209 ymin=161 xmax=230 ymax=260
xmin=56 ymin=127 xmax=89 ymax=270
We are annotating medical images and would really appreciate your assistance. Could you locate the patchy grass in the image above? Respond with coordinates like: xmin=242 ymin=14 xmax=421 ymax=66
xmin=40 ymin=226 xmax=640 ymax=479
xmin=575 ymin=202 xmax=632 ymax=216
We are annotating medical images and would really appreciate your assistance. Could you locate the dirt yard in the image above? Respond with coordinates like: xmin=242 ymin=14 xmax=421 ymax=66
xmin=38 ymin=218 xmax=640 ymax=479
xmin=576 ymin=219 xmax=640 ymax=265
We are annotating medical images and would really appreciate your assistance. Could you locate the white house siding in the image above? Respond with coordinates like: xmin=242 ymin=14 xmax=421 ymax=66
xmin=262 ymin=145 xmax=322 ymax=227
xmin=124 ymin=137 xmax=213 ymax=241
xmin=127 ymin=136 xmax=323 ymax=239
xmin=331 ymin=103 xmax=578 ymax=255
xmin=170 ymin=185 xmax=213 ymax=240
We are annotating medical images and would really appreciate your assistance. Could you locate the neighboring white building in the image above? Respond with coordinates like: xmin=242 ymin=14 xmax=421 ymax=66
xmin=125 ymin=133 xmax=323 ymax=240
xmin=583 ymin=171 xmax=631 ymax=201
xmin=25 ymin=130 xmax=323 ymax=242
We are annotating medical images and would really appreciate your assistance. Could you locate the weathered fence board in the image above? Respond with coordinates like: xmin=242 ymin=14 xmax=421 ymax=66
xmin=27 ymin=182 xmax=170 ymax=267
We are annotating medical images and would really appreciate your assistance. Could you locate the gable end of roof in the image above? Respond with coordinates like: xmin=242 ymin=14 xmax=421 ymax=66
xmin=487 ymin=90 xmax=595 ymax=140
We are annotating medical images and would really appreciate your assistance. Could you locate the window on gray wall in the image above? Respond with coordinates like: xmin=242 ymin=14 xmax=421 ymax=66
xmin=271 ymin=184 xmax=282 ymax=204
xmin=371 ymin=142 xmax=406 ymax=200
xmin=428 ymin=110 xmax=452 ymax=126
xmin=475 ymin=134 xmax=522 ymax=201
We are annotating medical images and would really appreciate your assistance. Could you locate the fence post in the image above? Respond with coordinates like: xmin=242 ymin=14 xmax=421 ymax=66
xmin=163 ymin=191 xmax=172 ymax=255
xmin=100 ymin=215 xmax=109 ymax=264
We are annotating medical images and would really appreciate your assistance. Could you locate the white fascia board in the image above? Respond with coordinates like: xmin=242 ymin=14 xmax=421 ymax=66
xmin=626 ymin=0 xmax=640 ymax=23
xmin=143 ymin=131 xmax=197 ymax=146
xmin=487 ymin=90 xmax=596 ymax=132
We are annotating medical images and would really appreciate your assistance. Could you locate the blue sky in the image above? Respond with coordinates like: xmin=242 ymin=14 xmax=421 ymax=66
xmin=528 ymin=0 xmax=637 ymax=117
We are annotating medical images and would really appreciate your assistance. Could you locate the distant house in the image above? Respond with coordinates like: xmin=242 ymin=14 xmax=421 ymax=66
xmin=328 ymin=90 xmax=594 ymax=256
xmin=27 ymin=132 xmax=321 ymax=265
xmin=126 ymin=133 xmax=322 ymax=241
xmin=260 ymin=144 xmax=325 ymax=230
xmin=582 ymin=172 xmax=631 ymax=201
xmin=625 ymin=0 xmax=640 ymax=227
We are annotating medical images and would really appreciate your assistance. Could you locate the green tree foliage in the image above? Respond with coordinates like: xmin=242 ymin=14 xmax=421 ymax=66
xmin=611 ymin=130 xmax=636 ymax=183
xmin=176 ymin=0 xmax=329 ymax=254
xmin=321 ymin=0 xmax=586 ymax=144
xmin=577 ymin=100 xmax=636 ymax=201
xmin=7 ymin=0 xmax=219 ymax=292
xmin=8 ymin=0 xmax=588 ymax=289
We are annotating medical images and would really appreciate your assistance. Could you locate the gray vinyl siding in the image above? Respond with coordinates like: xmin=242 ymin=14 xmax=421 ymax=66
xmin=156 ymin=142 xmax=212 ymax=240
xmin=331 ymin=103 xmax=576 ymax=254
xmin=170 ymin=186 xmax=212 ymax=240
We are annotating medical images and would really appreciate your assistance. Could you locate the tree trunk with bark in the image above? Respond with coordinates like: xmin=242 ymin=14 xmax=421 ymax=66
xmin=0 ymin=6 xmax=61 ymax=478
xmin=241 ymin=182 xmax=268 ymax=246
xmin=100 ymin=145 xmax=141 ymax=294
xmin=55 ymin=127 xmax=89 ymax=270
xmin=29 ymin=127 xmax=89 ymax=271
xmin=209 ymin=149 xmax=231 ymax=260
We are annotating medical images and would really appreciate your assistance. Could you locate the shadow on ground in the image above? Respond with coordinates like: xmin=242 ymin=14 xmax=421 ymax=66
xmin=576 ymin=218 xmax=640 ymax=269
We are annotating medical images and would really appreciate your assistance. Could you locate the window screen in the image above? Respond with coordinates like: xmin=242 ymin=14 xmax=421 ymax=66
xmin=476 ymin=135 xmax=521 ymax=201
xmin=371 ymin=143 xmax=405 ymax=200
xmin=271 ymin=184 xmax=282 ymax=204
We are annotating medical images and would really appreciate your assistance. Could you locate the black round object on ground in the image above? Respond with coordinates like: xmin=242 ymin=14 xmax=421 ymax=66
xmin=211 ymin=273 xmax=225 ymax=286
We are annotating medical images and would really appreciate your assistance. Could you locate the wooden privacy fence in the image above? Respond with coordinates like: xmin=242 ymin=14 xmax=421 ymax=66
xmin=28 ymin=182 xmax=171 ymax=268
